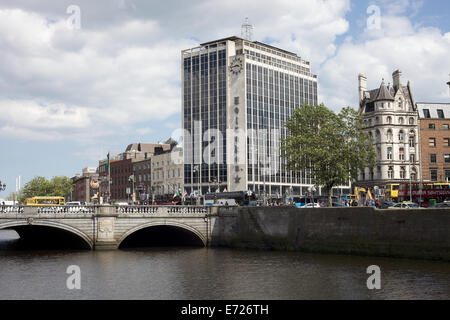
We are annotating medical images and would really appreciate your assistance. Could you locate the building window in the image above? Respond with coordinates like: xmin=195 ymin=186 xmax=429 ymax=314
xmin=445 ymin=154 xmax=450 ymax=163
xmin=430 ymin=169 xmax=438 ymax=181
xmin=398 ymin=117 xmax=404 ymax=125
xmin=429 ymin=138 xmax=436 ymax=147
xmin=387 ymin=147 xmax=393 ymax=160
xmin=398 ymin=101 xmax=402 ymax=109
xmin=446 ymin=170 xmax=450 ymax=182
xmin=443 ymin=124 xmax=449 ymax=130
xmin=409 ymin=117 xmax=414 ymax=125
xmin=400 ymin=167 xmax=406 ymax=179
xmin=387 ymin=116 xmax=392 ymax=124
xmin=387 ymin=130 xmax=393 ymax=142
xmin=430 ymin=154 xmax=437 ymax=163
xmin=398 ymin=130 xmax=404 ymax=141
xmin=423 ymin=109 xmax=431 ymax=118
xmin=399 ymin=148 xmax=405 ymax=161
xmin=388 ymin=167 xmax=394 ymax=179
xmin=429 ymin=123 xmax=435 ymax=129
xmin=411 ymin=168 xmax=417 ymax=181
xmin=234 ymin=96 xmax=239 ymax=105
xmin=444 ymin=138 xmax=450 ymax=147
xmin=437 ymin=109 xmax=445 ymax=119
xmin=409 ymin=135 xmax=415 ymax=148
xmin=410 ymin=154 xmax=415 ymax=163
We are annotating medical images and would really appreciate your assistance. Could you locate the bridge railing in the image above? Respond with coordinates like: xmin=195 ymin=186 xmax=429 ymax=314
xmin=114 ymin=205 xmax=212 ymax=215
xmin=0 ymin=205 xmax=215 ymax=216
xmin=0 ymin=205 xmax=25 ymax=214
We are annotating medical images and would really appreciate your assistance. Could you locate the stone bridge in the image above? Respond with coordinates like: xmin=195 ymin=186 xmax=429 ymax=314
xmin=0 ymin=205 xmax=217 ymax=250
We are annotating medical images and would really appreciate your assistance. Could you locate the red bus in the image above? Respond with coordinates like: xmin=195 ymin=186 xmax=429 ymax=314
xmin=398 ymin=182 xmax=450 ymax=205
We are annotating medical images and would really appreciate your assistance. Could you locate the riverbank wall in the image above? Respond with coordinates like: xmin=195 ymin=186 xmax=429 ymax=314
xmin=210 ymin=207 xmax=450 ymax=261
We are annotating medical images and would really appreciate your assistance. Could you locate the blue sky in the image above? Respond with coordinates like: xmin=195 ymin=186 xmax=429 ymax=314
xmin=0 ymin=0 xmax=450 ymax=198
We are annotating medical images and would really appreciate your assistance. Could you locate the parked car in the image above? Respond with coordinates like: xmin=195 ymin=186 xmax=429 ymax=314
xmin=300 ymin=203 xmax=321 ymax=208
xmin=332 ymin=202 xmax=346 ymax=207
xmin=377 ymin=201 xmax=395 ymax=209
xmin=66 ymin=201 xmax=82 ymax=206
xmin=433 ymin=202 xmax=450 ymax=208
xmin=115 ymin=202 xmax=129 ymax=206
xmin=388 ymin=202 xmax=420 ymax=209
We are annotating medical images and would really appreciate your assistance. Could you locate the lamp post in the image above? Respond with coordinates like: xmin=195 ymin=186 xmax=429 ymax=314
xmin=193 ymin=165 xmax=200 ymax=205
xmin=128 ymin=174 xmax=135 ymax=204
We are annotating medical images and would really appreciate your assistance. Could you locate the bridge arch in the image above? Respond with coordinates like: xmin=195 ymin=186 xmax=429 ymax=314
xmin=118 ymin=221 xmax=207 ymax=248
xmin=0 ymin=220 xmax=93 ymax=249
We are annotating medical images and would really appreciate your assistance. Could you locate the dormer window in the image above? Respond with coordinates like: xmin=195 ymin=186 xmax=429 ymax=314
xmin=398 ymin=100 xmax=403 ymax=109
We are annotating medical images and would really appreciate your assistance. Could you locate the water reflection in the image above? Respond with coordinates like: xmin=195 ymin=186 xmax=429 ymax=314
xmin=0 ymin=230 xmax=449 ymax=300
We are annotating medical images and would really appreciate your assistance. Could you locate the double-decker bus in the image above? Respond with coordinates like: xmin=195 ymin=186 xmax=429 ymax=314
xmin=26 ymin=196 xmax=65 ymax=206
xmin=395 ymin=183 xmax=450 ymax=205
xmin=385 ymin=184 xmax=400 ymax=200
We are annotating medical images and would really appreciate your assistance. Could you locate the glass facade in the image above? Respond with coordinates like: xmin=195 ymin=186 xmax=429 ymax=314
xmin=246 ymin=62 xmax=317 ymax=192
xmin=182 ymin=37 xmax=320 ymax=195
xmin=183 ymin=48 xmax=227 ymax=190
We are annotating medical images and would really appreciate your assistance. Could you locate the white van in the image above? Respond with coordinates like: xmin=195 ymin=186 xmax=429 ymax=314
xmin=216 ymin=199 xmax=237 ymax=206
xmin=66 ymin=201 xmax=82 ymax=206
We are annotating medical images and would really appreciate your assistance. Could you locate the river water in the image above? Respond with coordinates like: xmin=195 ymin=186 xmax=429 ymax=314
xmin=0 ymin=230 xmax=448 ymax=300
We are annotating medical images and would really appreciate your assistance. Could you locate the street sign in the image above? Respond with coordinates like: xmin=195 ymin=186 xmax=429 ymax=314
xmin=126 ymin=187 xmax=131 ymax=194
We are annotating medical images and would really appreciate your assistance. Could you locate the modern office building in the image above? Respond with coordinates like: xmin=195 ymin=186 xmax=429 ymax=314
xmin=182 ymin=36 xmax=344 ymax=198
xmin=357 ymin=70 xmax=421 ymax=191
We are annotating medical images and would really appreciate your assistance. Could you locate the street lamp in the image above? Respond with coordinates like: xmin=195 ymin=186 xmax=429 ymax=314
xmin=0 ymin=181 xmax=6 ymax=192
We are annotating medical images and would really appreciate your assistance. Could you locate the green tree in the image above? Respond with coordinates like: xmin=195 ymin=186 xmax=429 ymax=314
xmin=19 ymin=176 xmax=74 ymax=203
xmin=281 ymin=104 xmax=376 ymax=206
xmin=50 ymin=176 xmax=74 ymax=199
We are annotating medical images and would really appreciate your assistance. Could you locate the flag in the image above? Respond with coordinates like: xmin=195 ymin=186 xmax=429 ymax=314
xmin=105 ymin=153 xmax=110 ymax=171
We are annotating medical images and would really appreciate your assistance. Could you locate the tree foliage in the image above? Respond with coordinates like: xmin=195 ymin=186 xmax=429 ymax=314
xmin=281 ymin=104 xmax=376 ymax=206
xmin=19 ymin=176 xmax=74 ymax=203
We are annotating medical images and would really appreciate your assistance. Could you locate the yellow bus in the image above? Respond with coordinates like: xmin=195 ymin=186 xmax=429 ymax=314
xmin=385 ymin=184 xmax=400 ymax=200
xmin=26 ymin=196 xmax=65 ymax=206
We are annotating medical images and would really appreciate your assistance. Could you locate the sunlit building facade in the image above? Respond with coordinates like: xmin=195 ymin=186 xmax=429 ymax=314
xmin=182 ymin=36 xmax=351 ymax=197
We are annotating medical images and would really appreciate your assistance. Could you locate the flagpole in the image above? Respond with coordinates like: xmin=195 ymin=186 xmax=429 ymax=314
xmin=108 ymin=151 xmax=111 ymax=204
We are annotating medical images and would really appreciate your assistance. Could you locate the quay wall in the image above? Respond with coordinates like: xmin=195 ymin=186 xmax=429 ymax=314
xmin=210 ymin=207 xmax=450 ymax=261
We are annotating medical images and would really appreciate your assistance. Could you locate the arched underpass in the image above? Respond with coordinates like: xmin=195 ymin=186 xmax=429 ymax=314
xmin=119 ymin=225 xmax=205 ymax=249
xmin=0 ymin=226 xmax=91 ymax=250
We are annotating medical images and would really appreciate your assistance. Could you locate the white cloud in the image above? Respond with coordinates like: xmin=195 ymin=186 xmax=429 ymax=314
xmin=0 ymin=0 xmax=352 ymax=144
xmin=319 ymin=2 xmax=450 ymax=111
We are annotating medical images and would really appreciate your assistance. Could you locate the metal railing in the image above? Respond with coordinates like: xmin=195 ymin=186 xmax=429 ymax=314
xmin=0 ymin=205 xmax=212 ymax=216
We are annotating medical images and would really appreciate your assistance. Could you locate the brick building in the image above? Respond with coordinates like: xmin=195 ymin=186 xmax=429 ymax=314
xmin=98 ymin=142 xmax=171 ymax=203
xmin=132 ymin=158 xmax=152 ymax=202
xmin=417 ymin=103 xmax=450 ymax=182
xmin=71 ymin=167 xmax=99 ymax=204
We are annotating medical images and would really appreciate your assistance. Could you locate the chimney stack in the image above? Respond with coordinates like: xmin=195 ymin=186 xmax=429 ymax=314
xmin=392 ymin=69 xmax=402 ymax=91
xmin=358 ymin=73 xmax=367 ymax=103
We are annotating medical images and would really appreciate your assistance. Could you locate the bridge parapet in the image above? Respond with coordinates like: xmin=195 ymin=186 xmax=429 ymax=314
xmin=0 ymin=205 xmax=218 ymax=218
xmin=115 ymin=205 xmax=215 ymax=217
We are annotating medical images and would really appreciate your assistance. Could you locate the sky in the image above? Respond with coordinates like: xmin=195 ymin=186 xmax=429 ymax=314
xmin=0 ymin=0 xmax=450 ymax=197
